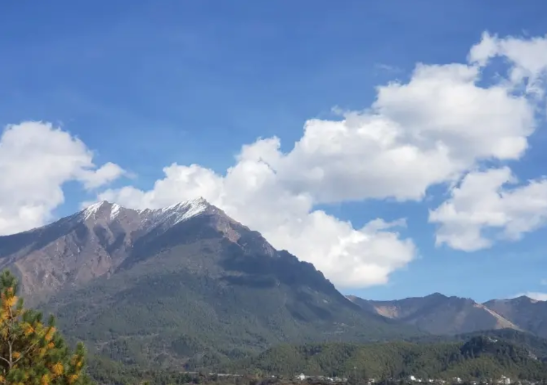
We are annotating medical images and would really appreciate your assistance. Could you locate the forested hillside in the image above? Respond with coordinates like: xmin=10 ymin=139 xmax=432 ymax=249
xmin=410 ymin=329 xmax=547 ymax=359
xmin=224 ymin=336 xmax=547 ymax=381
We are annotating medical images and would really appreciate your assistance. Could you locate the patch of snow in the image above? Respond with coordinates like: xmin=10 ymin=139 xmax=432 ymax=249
xmin=110 ymin=203 xmax=121 ymax=219
xmin=83 ymin=201 xmax=106 ymax=220
xmin=80 ymin=197 xmax=210 ymax=229
xmin=173 ymin=198 xmax=209 ymax=223
xmin=139 ymin=197 xmax=210 ymax=230
xmin=162 ymin=198 xmax=208 ymax=224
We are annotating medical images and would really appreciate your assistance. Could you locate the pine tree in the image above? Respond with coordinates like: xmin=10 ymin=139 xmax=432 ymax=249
xmin=0 ymin=270 xmax=93 ymax=385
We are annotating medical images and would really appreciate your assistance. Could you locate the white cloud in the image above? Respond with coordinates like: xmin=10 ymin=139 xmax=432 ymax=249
xmin=427 ymin=32 xmax=547 ymax=251
xmin=275 ymin=62 xmax=533 ymax=204
xmin=94 ymin=32 xmax=547 ymax=287
xmin=429 ymin=167 xmax=547 ymax=251
xmin=0 ymin=121 xmax=124 ymax=235
xmin=375 ymin=63 xmax=402 ymax=73
xmin=469 ymin=31 xmax=547 ymax=96
xmin=80 ymin=162 xmax=125 ymax=190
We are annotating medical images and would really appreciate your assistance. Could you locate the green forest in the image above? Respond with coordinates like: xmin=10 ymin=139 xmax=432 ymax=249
xmin=224 ymin=337 xmax=547 ymax=381
xmin=82 ymin=334 xmax=547 ymax=384
xmin=3 ymin=269 xmax=547 ymax=385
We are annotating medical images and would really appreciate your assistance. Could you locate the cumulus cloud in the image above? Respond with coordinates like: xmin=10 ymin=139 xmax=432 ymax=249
xmin=94 ymin=32 xmax=547 ymax=287
xmin=0 ymin=121 xmax=124 ymax=235
xmin=274 ymin=63 xmax=533 ymax=204
xmin=469 ymin=31 xmax=547 ymax=95
xmin=80 ymin=162 xmax=125 ymax=190
xmin=427 ymin=32 xmax=547 ymax=252
xmin=429 ymin=167 xmax=547 ymax=251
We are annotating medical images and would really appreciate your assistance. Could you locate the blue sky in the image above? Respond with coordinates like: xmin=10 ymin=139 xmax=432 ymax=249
xmin=2 ymin=1 xmax=547 ymax=302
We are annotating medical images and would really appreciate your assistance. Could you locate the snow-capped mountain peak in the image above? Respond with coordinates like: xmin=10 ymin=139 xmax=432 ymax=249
xmin=82 ymin=200 xmax=121 ymax=221
xmin=140 ymin=197 xmax=212 ymax=228
xmin=80 ymin=197 xmax=213 ymax=229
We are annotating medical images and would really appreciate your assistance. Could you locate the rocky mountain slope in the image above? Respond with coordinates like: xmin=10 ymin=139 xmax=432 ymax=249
xmin=347 ymin=293 xmax=518 ymax=335
xmin=484 ymin=296 xmax=547 ymax=339
xmin=0 ymin=198 xmax=214 ymax=299
xmin=0 ymin=199 xmax=420 ymax=368
xmin=348 ymin=293 xmax=547 ymax=337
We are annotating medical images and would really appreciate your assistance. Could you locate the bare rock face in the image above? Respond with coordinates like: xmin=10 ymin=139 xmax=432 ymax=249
xmin=484 ymin=296 xmax=547 ymax=338
xmin=348 ymin=293 xmax=520 ymax=335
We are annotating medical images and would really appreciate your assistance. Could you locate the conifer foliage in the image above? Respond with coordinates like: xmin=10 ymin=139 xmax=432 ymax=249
xmin=0 ymin=270 xmax=92 ymax=385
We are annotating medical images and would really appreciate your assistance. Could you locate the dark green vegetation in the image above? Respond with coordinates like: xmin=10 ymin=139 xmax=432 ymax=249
xmin=225 ymin=336 xmax=547 ymax=381
xmin=80 ymin=332 xmax=547 ymax=384
xmin=410 ymin=329 xmax=547 ymax=359
xmin=47 ymin=255 xmax=414 ymax=370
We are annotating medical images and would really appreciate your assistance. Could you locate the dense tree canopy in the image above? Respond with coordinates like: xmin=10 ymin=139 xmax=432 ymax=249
xmin=2 ymin=267 xmax=547 ymax=385
xmin=225 ymin=339 xmax=547 ymax=381
xmin=0 ymin=270 xmax=92 ymax=385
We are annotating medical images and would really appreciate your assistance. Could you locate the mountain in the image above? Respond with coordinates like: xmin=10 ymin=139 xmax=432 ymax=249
xmin=225 ymin=336 xmax=547 ymax=380
xmin=0 ymin=198 xmax=213 ymax=300
xmin=0 ymin=198 xmax=420 ymax=369
xmin=484 ymin=296 xmax=547 ymax=339
xmin=348 ymin=293 xmax=547 ymax=339
xmin=347 ymin=293 xmax=520 ymax=335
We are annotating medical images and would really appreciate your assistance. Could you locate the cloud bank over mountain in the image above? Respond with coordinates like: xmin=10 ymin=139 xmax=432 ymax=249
xmin=3 ymin=32 xmax=547 ymax=288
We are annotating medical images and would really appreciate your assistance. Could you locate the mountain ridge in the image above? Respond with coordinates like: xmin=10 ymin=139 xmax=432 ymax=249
xmin=0 ymin=197 xmax=244 ymax=299
xmin=348 ymin=293 xmax=547 ymax=338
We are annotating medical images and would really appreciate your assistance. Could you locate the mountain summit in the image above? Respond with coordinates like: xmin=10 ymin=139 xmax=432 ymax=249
xmin=0 ymin=199 xmax=418 ymax=368
xmin=0 ymin=198 xmax=224 ymax=297
xmin=80 ymin=197 xmax=213 ymax=229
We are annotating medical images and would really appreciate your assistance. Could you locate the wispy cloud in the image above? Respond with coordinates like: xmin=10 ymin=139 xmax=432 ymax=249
xmin=514 ymin=292 xmax=547 ymax=301
xmin=375 ymin=63 xmax=403 ymax=73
